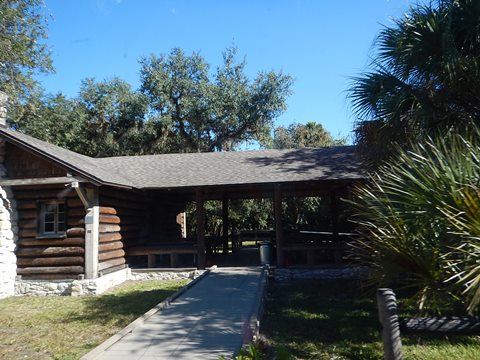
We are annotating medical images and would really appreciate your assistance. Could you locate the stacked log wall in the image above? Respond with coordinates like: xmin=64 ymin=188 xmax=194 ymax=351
xmin=14 ymin=185 xmax=85 ymax=280
xmin=98 ymin=206 xmax=125 ymax=274
xmin=99 ymin=187 xmax=149 ymax=272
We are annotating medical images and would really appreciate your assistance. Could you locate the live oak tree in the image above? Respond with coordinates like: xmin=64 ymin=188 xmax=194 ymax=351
xmin=10 ymin=79 xmax=152 ymax=157
xmin=0 ymin=0 xmax=53 ymax=105
xmin=268 ymin=121 xmax=346 ymax=149
xmin=14 ymin=47 xmax=293 ymax=157
xmin=140 ymin=47 xmax=293 ymax=152
xmin=78 ymin=78 xmax=152 ymax=157
xmin=11 ymin=92 xmax=87 ymax=151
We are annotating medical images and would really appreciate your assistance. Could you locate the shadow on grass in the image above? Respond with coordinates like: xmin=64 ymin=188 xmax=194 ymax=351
xmin=68 ymin=287 xmax=178 ymax=326
xmin=261 ymin=280 xmax=480 ymax=360
xmin=261 ymin=280 xmax=383 ymax=360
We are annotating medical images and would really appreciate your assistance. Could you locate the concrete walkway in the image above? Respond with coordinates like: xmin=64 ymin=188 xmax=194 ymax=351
xmin=89 ymin=267 xmax=265 ymax=360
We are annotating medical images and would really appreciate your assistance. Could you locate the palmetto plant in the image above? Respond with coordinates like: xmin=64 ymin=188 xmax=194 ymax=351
xmin=350 ymin=130 xmax=480 ymax=314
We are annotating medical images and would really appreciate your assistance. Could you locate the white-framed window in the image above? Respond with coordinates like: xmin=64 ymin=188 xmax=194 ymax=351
xmin=38 ymin=201 xmax=66 ymax=237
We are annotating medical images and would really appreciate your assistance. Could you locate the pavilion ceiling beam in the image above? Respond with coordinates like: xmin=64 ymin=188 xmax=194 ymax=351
xmin=151 ymin=179 xmax=361 ymax=203
xmin=164 ymin=182 xmax=354 ymax=202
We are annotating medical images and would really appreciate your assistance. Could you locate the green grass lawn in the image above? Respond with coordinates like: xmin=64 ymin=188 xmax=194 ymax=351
xmin=261 ymin=280 xmax=480 ymax=360
xmin=0 ymin=279 xmax=188 ymax=360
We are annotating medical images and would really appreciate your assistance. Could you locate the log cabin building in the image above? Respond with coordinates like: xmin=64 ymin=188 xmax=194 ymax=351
xmin=0 ymin=123 xmax=366 ymax=296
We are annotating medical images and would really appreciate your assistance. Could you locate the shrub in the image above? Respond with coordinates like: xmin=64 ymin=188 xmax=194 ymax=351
xmin=349 ymin=130 xmax=480 ymax=314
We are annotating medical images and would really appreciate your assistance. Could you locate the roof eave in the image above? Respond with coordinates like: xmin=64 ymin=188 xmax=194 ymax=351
xmin=137 ymin=176 xmax=367 ymax=191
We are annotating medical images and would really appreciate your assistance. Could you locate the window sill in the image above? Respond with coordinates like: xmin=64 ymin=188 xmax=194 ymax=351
xmin=36 ymin=234 xmax=66 ymax=240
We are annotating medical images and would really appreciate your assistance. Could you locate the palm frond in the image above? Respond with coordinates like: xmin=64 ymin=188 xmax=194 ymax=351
xmin=349 ymin=129 xmax=480 ymax=314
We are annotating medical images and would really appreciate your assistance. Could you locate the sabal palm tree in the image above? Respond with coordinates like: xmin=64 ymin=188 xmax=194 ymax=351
xmin=350 ymin=0 xmax=480 ymax=166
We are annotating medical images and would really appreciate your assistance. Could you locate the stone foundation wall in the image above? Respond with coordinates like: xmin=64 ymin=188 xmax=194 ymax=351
xmin=15 ymin=268 xmax=130 ymax=296
xmin=15 ymin=279 xmax=73 ymax=296
xmin=0 ymin=158 xmax=18 ymax=299
xmin=14 ymin=268 xmax=204 ymax=296
xmin=130 ymin=269 xmax=204 ymax=281
xmin=273 ymin=266 xmax=370 ymax=282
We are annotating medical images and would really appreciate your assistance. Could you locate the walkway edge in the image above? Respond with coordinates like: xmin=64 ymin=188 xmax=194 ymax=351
xmin=80 ymin=266 xmax=216 ymax=360
xmin=240 ymin=266 xmax=269 ymax=351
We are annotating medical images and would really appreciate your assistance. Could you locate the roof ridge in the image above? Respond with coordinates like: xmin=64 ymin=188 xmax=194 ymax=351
xmin=94 ymin=145 xmax=356 ymax=161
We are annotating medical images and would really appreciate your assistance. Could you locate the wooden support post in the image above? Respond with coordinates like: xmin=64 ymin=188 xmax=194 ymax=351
xmin=222 ymin=196 xmax=229 ymax=254
xmin=377 ymin=288 xmax=403 ymax=360
xmin=330 ymin=192 xmax=342 ymax=265
xmin=306 ymin=250 xmax=315 ymax=266
xmin=274 ymin=184 xmax=284 ymax=267
xmin=84 ymin=188 xmax=99 ymax=279
xmin=196 ymin=189 xmax=206 ymax=270
xmin=148 ymin=254 xmax=156 ymax=268
xmin=170 ymin=253 xmax=178 ymax=268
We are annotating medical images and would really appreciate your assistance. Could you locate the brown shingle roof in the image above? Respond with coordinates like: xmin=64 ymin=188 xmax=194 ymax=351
xmin=0 ymin=128 xmax=366 ymax=190
xmin=95 ymin=146 xmax=365 ymax=189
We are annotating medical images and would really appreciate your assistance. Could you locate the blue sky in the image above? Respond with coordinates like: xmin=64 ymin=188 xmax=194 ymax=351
xmin=40 ymin=0 xmax=415 ymax=142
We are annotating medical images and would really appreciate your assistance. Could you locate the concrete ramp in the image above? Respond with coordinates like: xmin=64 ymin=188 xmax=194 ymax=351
xmin=85 ymin=267 xmax=266 ymax=360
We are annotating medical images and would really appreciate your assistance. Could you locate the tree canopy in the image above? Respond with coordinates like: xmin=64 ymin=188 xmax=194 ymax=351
xmin=349 ymin=0 xmax=480 ymax=165
xmin=267 ymin=121 xmax=345 ymax=149
xmin=12 ymin=92 xmax=87 ymax=150
xmin=0 ymin=0 xmax=53 ymax=103
xmin=11 ymin=47 xmax=293 ymax=157
xmin=140 ymin=47 xmax=293 ymax=152
xmin=10 ymin=78 xmax=154 ymax=157
xmin=78 ymin=78 xmax=151 ymax=156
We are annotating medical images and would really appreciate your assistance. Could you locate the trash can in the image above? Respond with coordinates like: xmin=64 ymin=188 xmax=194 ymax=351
xmin=259 ymin=241 xmax=271 ymax=266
